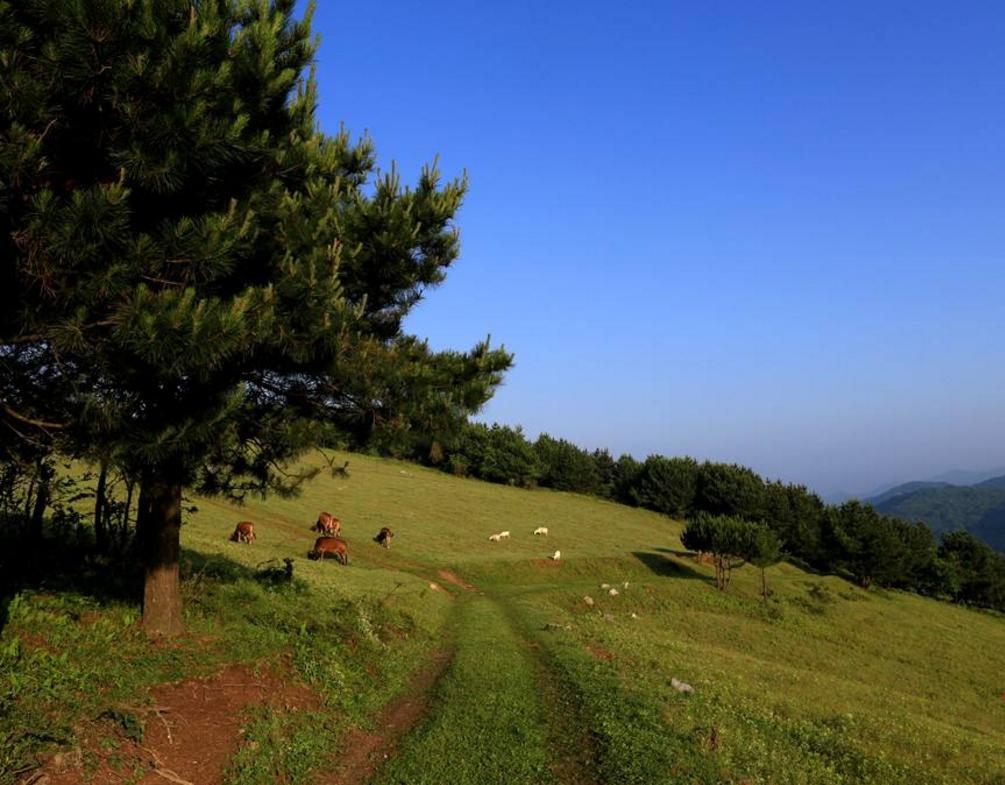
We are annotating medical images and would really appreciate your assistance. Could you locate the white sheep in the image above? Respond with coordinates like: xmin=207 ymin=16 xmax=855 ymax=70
xmin=583 ymin=596 xmax=595 ymax=607
xmin=534 ymin=527 xmax=549 ymax=535
xmin=488 ymin=533 xmax=502 ymax=542
xmin=601 ymin=583 xmax=610 ymax=589
xmin=499 ymin=531 xmax=511 ymax=538
xmin=551 ymin=550 xmax=561 ymax=561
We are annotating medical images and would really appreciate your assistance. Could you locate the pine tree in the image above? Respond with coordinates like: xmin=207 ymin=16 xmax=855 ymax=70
xmin=1 ymin=0 xmax=511 ymax=635
xmin=746 ymin=524 xmax=782 ymax=601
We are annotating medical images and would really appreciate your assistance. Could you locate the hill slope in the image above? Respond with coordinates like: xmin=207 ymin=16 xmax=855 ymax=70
xmin=5 ymin=453 xmax=1005 ymax=784
xmin=865 ymin=480 xmax=951 ymax=506
xmin=871 ymin=482 xmax=1005 ymax=551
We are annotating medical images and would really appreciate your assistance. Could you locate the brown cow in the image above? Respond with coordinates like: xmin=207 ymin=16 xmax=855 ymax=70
xmin=229 ymin=521 xmax=256 ymax=543
xmin=375 ymin=527 xmax=393 ymax=549
xmin=313 ymin=511 xmax=341 ymax=537
xmin=308 ymin=536 xmax=348 ymax=565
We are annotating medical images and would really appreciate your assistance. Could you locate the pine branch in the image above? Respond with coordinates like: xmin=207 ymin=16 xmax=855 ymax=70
xmin=1 ymin=402 xmax=68 ymax=430
xmin=3 ymin=320 xmax=118 ymax=346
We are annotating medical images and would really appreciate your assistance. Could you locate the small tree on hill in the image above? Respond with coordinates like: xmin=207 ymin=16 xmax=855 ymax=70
xmin=746 ymin=524 xmax=782 ymax=600
xmin=0 ymin=1 xmax=511 ymax=636
xmin=680 ymin=512 xmax=756 ymax=591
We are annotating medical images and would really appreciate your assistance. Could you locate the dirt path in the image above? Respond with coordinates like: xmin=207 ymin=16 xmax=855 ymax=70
xmin=503 ymin=606 xmax=605 ymax=785
xmin=350 ymin=592 xmax=604 ymax=785
xmin=43 ymin=662 xmax=318 ymax=785
xmin=314 ymin=648 xmax=454 ymax=785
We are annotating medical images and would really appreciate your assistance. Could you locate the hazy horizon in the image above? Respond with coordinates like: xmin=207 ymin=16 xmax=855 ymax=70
xmin=305 ymin=1 xmax=1005 ymax=498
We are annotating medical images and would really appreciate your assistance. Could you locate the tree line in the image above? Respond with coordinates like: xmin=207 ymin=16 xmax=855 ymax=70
xmin=400 ymin=422 xmax=1005 ymax=612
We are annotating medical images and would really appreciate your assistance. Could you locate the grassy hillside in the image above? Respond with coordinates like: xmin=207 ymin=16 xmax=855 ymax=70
xmin=873 ymin=483 xmax=1005 ymax=551
xmin=4 ymin=453 xmax=1005 ymax=784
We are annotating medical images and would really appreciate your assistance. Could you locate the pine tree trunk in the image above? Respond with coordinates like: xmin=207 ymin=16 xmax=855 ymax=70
xmin=94 ymin=460 xmax=108 ymax=553
xmin=23 ymin=474 xmax=36 ymax=530
xmin=122 ymin=478 xmax=135 ymax=548
xmin=29 ymin=460 xmax=49 ymax=541
xmin=137 ymin=472 xmax=183 ymax=637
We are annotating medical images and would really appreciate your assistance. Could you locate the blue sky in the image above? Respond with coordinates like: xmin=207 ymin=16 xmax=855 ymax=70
xmin=304 ymin=1 xmax=1005 ymax=497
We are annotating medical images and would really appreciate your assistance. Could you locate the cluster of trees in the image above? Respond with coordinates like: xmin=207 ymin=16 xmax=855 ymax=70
xmin=680 ymin=512 xmax=781 ymax=597
xmin=0 ymin=1 xmax=510 ymax=635
xmin=409 ymin=422 xmax=1005 ymax=612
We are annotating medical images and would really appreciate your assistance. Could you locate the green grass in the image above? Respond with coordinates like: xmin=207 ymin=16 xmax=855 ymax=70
xmin=3 ymin=451 xmax=1005 ymax=784
xmin=372 ymin=597 xmax=555 ymax=785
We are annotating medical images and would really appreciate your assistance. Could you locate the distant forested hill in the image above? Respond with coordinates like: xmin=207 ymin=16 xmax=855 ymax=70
xmin=871 ymin=480 xmax=1005 ymax=551
xmin=867 ymin=481 xmax=951 ymax=506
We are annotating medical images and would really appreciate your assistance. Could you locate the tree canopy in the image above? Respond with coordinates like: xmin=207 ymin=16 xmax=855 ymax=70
xmin=0 ymin=0 xmax=511 ymax=635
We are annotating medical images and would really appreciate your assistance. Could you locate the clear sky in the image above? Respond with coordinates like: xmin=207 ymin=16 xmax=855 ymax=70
xmin=303 ymin=1 xmax=1005 ymax=498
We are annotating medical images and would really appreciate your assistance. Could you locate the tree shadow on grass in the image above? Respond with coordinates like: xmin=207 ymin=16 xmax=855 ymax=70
xmin=0 ymin=532 xmax=291 ymax=634
xmin=631 ymin=550 xmax=714 ymax=583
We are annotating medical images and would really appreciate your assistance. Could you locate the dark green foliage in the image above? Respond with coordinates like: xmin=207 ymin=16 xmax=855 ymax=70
xmin=747 ymin=524 xmax=782 ymax=600
xmin=822 ymin=502 xmax=900 ymax=589
xmin=762 ymin=481 xmax=826 ymax=565
xmin=630 ymin=455 xmax=698 ymax=517
xmin=696 ymin=462 xmax=766 ymax=520
xmin=915 ymin=555 xmax=961 ymax=600
xmin=591 ymin=448 xmax=617 ymax=499
xmin=610 ymin=453 xmax=643 ymax=505
xmin=821 ymin=502 xmax=938 ymax=590
xmin=449 ymin=423 xmax=540 ymax=488
xmin=938 ymin=531 xmax=1005 ymax=610
xmin=680 ymin=512 xmax=758 ymax=590
xmin=533 ymin=434 xmax=600 ymax=494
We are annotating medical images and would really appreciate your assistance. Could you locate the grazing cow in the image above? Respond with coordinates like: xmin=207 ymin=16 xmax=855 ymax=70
xmin=308 ymin=536 xmax=348 ymax=565
xmin=229 ymin=521 xmax=256 ymax=543
xmin=313 ymin=511 xmax=341 ymax=537
xmin=533 ymin=527 xmax=548 ymax=536
xmin=488 ymin=533 xmax=502 ymax=542
xmin=375 ymin=527 xmax=394 ymax=549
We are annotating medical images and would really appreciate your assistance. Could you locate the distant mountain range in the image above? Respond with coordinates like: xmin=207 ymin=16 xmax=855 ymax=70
xmin=865 ymin=475 xmax=1005 ymax=552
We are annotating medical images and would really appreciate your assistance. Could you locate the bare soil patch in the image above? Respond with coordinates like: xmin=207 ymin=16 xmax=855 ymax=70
xmin=436 ymin=569 xmax=476 ymax=591
xmin=42 ymin=662 xmax=318 ymax=785
xmin=315 ymin=649 xmax=453 ymax=785
xmin=586 ymin=643 xmax=615 ymax=662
